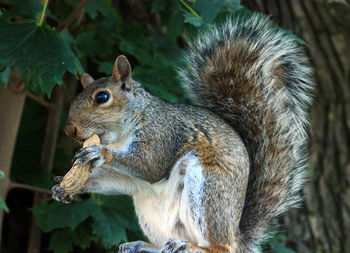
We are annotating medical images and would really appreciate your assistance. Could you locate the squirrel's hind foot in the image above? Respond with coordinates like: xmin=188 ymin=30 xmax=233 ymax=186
xmin=119 ymin=241 xmax=160 ymax=253
xmin=118 ymin=239 xmax=227 ymax=253
xmin=162 ymin=239 xmax=203 ymax=253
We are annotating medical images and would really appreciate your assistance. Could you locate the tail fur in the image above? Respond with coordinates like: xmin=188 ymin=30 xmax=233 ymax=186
xmin=178 ymin=13 xmax=313 ymax=251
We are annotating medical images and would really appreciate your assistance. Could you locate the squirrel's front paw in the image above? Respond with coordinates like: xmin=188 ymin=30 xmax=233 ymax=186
xmin=74 ymin=144 xmax=111 ymax=169
xmin=52 ymin=184 xmax=73 ymax=204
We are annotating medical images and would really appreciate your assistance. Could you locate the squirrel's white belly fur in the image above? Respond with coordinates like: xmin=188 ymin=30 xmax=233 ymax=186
xmin=133 ymin=152 xmax=210 ymax=248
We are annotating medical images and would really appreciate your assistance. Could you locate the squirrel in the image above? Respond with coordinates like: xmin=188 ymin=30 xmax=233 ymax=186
xmin=52 ymin=13 xmax=313 ymax=253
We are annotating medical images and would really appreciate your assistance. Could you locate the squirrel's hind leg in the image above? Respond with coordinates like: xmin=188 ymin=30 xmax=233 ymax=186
xmin=130 ymin=150 xmax=248 ymax=253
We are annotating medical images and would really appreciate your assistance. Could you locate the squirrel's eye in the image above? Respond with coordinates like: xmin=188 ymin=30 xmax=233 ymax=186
xmin=94 ymin=91 xmax=110 ymax=105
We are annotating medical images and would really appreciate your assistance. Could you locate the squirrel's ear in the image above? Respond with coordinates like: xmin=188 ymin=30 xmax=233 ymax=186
xmin=81 ymin=73 xmax=95 ymax=89
xmin=112 ymin=55 xmax=133 ymax=91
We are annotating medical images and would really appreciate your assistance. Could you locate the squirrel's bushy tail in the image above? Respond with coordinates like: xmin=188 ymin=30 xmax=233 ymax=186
xmin=178 ymin=13 xmax=313 ymax=251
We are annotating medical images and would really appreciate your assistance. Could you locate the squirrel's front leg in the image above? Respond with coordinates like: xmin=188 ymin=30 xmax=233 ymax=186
xmin=52 ymin=145 xmax=129 ymax=203
xmin=51 ymin=144 xmax=111 ymax=201
xmin=72 ymin=144 xmax=153 ymax=196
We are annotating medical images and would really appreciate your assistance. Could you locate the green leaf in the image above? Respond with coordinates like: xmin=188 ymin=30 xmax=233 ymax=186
xmin=33 ymin=196 xmax=141 ymax=249
xmin=0 ymin=170 xmax=8 ymax=213
xmin=0 ymin=197 xmax=9 ymax=213
xmin=75 ymin=32 xmax=105 ymax=57
xmin=181 ymin=0 xmax=243 ymax=26
xmin=8 ymin=0 xmax=42 ymax=20
xmin=162 ymin=1 xmax=184 ymax=39
xmin=90 ymin=195 xmax=135 ymax=247
xmin=98 ymin=61 xmax=113 ymax=75
xmin=0 ymin=21 xmax=83 ymax=96
xmin=133 ymin=66 xmax=183 ymax=103
xmin=85 ymin=0 xmax=118 ymax=20
xmin=184 ymin=12 xmax=203 ymax=27
xmin=283 ymin=28 xmax=307 ymax=46
xmin=0 ymin=169 xmax=9 ymax=212
xmin=192 ymin=0 xmax=227 ymax=24
xmin=91 ymin=206 xmax=128 ymax=247
xmin=49 ymin=229 xmax=74 ymax=253
xmin=59 ymin=29 xmax=74 ymax=44
xmin=49 ymin=223 xmax=95 ymax=253
xmin=151 ymin=0 xmax=169 ymax=13
xmin=270 ymin=242 xmax=295 ymax=253
xmin=85 ymin=0 xmax=100 ymax=19
xmin=32 ymin=200 xmax=97 ymax=232
xmin=263 ymin=232 xmax=296 ymax=253
xmin=0 ymin=65 xmax=11 ymax=85
xmin=71 ymin=222 xmax=96 ymax=249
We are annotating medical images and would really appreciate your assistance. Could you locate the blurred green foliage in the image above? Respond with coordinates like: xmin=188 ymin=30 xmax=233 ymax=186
xmin=0 ymin=171 xmax=9 ymax=212
xmin=0 ymin=0 xmax=299 ymax=252
xmin=32 ymin=195 xmax=142 ymax=251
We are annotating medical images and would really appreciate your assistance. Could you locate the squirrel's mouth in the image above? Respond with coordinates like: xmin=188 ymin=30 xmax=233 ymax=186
xmin=72 ymin=136 xmax=85 ymax=143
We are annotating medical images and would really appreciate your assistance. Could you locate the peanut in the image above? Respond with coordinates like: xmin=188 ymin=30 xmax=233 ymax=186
xmin=60 ymin=134 xmax=100 ymax=195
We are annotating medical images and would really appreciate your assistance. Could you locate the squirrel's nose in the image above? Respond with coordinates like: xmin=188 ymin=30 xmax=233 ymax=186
xmin=64 ymin=122 xmax=81 ymax=140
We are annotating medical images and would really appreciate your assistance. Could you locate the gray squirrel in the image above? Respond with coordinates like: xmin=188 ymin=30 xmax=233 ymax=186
xmin=52 ymin=13 xmax=313 ymax=253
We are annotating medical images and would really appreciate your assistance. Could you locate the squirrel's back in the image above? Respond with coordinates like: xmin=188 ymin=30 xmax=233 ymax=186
xmin=178 ymin=13 xmax=313 ymax=251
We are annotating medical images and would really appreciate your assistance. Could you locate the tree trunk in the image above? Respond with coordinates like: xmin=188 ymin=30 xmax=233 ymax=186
xmin=0 ymin=70 xmax=26 ymax=247
xmin=242 ymin=0 xmax=350 ymax=252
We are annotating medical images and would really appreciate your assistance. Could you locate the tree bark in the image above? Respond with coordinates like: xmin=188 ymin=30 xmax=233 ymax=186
xmin=242 ymin=0 xmax=350 ymax=252
xmin=0 ymin=70 xmax=26 ymax=247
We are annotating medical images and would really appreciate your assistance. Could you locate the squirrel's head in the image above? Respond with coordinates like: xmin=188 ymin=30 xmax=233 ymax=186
xmin=65 ymin=55 xmax=137 ymax=145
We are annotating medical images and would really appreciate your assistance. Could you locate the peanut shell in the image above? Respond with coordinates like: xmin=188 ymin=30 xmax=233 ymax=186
xmin=60 ymin=134 xmax=100 ymax=195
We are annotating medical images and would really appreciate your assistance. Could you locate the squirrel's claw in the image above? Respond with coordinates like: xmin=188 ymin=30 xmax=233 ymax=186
xmin=161 ymin=239 xmax=203 ymax=253
xmin=119 ymin=241 xmax=160 ymax=253
xmin=53 ymin=176 xmax=64 ymax=183
xmin=74 ymin=145 xmax=106 ymax=169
